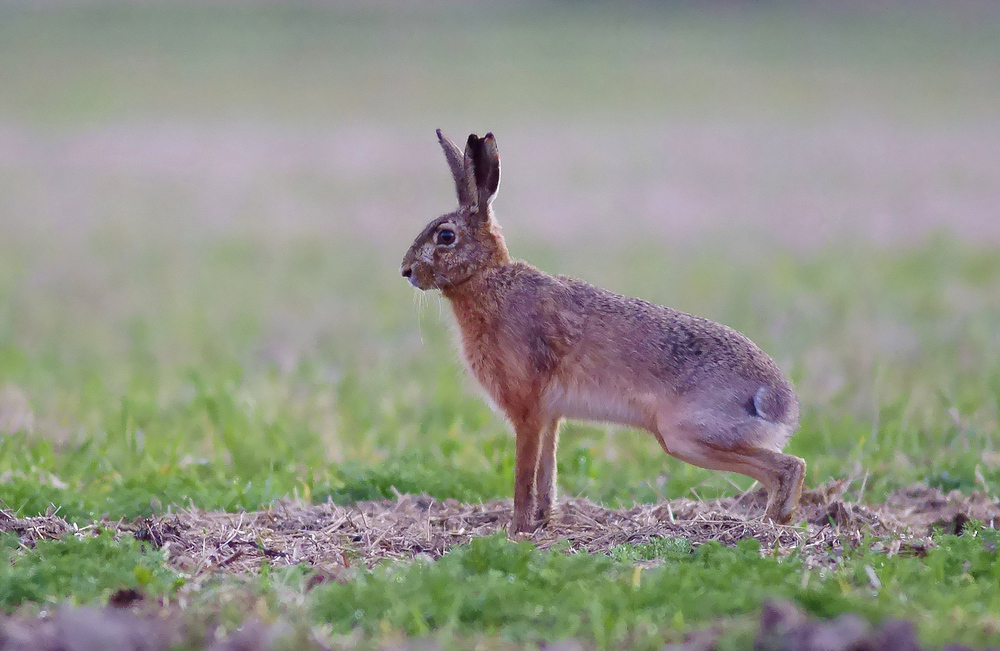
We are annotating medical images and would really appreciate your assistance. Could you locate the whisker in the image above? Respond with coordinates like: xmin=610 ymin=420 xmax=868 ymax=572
xmin=412 ymin=291 xmax=426 ymax=345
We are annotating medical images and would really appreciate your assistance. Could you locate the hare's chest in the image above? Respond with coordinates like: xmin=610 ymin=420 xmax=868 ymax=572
xmin=456 ymin=318 xmax=543 ymax=409
xmin=459 ymin=325 xmax=521 ymax=386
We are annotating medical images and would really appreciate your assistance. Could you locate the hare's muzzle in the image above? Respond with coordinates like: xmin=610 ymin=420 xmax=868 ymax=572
xmin=401 ymin=264 xmax=420 ymax=288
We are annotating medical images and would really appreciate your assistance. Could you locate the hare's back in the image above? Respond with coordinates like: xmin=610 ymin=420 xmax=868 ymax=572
xmin=556 ymin=275 xmax=796 ymax=421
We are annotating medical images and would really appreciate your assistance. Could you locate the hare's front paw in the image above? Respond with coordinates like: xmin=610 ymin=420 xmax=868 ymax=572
xmin=510 ymin=511 xmax=540 ymax=535
xmin=534 ymin=505 xmax=553 ymax=529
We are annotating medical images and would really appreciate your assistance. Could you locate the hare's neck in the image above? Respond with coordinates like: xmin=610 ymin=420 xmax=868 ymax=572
xmin=442 ymin=265 xmax=511 ymax=333
xmin=484 ymin=214 xmax=512 ymax=266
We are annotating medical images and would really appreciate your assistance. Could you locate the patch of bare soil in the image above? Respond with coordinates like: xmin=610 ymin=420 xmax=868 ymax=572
xmin=0 ymin=603 xmax=306 ymax=651
xmin=1 ymin=599 xmax=996 ymax=651
xmin=741 ymin=600 xmax=997 ymax=651
xmin=664 ymin=599 xmax=1000 ymax=651
xmin=3 ymin=482 xmax=998 ymax=576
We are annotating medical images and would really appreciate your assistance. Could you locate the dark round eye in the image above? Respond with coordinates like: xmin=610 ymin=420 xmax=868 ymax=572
xmin=436 ymin=228 xmax=456 ymax=246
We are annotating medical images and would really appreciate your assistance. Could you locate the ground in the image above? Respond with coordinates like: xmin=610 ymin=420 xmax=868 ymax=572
xmin=2 ymin=2 xmax=1000 ymax=650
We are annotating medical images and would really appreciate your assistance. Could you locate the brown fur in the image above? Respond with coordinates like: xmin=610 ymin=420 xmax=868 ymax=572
xmin=401 ymin=130 xmax=806 ymax=534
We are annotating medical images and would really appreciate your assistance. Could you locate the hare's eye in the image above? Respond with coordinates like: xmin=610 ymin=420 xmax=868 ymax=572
xmin=436 ymin=228 xmax=456 ymax=246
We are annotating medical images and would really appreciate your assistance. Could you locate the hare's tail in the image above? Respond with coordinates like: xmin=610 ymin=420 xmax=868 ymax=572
xmin=751 ymin=384 xmax=796 ymax=425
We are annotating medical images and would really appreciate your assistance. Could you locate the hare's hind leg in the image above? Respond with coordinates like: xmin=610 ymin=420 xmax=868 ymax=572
xmin=677 ymin=441 xmax=803 ymax=523
xmin=744 ymin=447 xmax=805 ymax=523
xmin=534 ymin=419 xmax=562 ymax=525
xmin=658 ymin=422 xmax=805 ymax=524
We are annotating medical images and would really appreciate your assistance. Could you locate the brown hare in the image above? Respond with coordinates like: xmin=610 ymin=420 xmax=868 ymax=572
xmin=401 ymin=130 xmax=805 ymax=534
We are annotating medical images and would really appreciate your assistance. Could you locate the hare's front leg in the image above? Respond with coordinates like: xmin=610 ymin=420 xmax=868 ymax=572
xmin=534 ymin=419 xmax=561 ymax=525
xmin=511 ymin=414 xmax=545 ymax=534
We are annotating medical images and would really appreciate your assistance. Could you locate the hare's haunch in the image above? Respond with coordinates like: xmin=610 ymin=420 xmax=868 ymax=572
xmin=401 ymin=130 xmax=805 ymax=534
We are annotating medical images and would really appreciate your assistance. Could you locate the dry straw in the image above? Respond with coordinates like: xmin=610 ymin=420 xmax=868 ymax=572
xmin=3 ymin=483 xmax=997 ymax=578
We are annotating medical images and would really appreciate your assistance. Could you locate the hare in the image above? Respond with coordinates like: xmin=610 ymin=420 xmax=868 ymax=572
xmin=401 ymin=130 xmax=805 ymax=534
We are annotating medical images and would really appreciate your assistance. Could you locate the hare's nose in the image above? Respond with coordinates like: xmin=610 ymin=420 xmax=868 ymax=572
xmin=401 ymin=266 xmax=413 ymax=279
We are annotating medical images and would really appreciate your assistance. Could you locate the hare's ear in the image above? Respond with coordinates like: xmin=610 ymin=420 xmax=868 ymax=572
xmin=464 ymin=132 xmax=501 ymax=211
xmin=437 ymin=129 xmax=477 ymax=208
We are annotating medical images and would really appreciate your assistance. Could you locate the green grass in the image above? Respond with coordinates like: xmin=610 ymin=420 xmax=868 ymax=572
xmin=2 ymin=2 xmax=1000 ymax=648
xmin=4 ymin=530 xmax=1000 ymax=649
xmin=0 ymin=532 xmax=178 ymax=608
xmin=1 ymin=3 xmax=998 ymax=125
xmin=3 ymin=238 xmax=999 ymax=524
xmin=3 ymin=234 xmax=1000 ymax=647
xmin=309 ymin=532 xmax=1000 ymax=649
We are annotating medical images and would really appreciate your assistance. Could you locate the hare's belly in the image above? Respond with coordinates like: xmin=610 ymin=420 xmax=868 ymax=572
xmin=542 ymin=380 xmax=658 ymax=430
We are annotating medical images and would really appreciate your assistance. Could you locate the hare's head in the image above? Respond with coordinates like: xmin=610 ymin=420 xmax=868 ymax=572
xmin=401 ymin=130 xmax=510 ymax=291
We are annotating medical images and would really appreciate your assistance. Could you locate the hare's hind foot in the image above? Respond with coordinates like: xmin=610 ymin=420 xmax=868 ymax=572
xmin=657 ymin=425 xmax=806 ymax=525
xmin=763 ymin=452 xmax=806 ymax=524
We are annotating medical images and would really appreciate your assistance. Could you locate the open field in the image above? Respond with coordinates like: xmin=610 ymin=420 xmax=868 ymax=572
xmin=2 ymin=2 xmax=1000 ymax=649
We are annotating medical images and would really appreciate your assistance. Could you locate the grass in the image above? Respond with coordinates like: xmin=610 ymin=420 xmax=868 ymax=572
xmin=0 ymin=532 xmax=178 ymax=608
xmin=3 ymin=235 xmax=999 ymax=649
xmin=308 ymin=532 xmax=1000 ymax=649
xmin=4 ymin=530 xmax=1000 ymax=649
xmin=2 ymin=2 xmax=1000 ymax=648
xmin=3 ymin=238 xmax=999 ymax=525
xmin=1 ymin=3 xmax=998 ymax=125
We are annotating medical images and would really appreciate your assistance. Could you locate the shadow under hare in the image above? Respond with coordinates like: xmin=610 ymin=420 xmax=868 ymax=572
xmin=401 ymin=130 xmax=805 ymax=534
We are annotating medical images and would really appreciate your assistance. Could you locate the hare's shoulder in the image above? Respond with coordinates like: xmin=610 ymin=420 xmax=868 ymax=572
xmin=494 ymin=264 xmax=680 ymax=327
xmin=489 ymin=262 xmax=575 ymax=304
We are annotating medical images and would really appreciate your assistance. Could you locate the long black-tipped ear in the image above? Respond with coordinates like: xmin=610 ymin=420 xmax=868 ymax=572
xmin=437 ymin=129 xmax=477 ymax=208
xmin=464 ymin=132 xmax=501 ymax=211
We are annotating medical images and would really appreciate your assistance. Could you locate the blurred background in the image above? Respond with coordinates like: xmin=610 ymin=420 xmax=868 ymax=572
xmin=1 ymin=1 xmax=999 ymax=518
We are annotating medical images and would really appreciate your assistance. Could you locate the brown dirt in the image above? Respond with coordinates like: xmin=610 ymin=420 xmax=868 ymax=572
xmin=0 ymin=604 xmax=307 ymax=651
xmin=0 ymin=599 xmax=995 ymax=651
xmin=745 ymin=600 xmax=998 ymax=651
xmin=3 ymin=482 xmax=998 ymax=577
